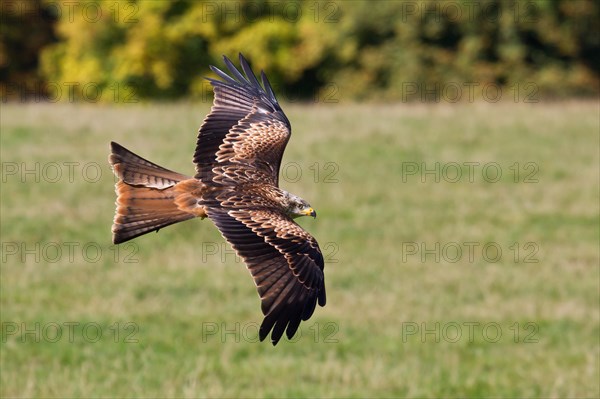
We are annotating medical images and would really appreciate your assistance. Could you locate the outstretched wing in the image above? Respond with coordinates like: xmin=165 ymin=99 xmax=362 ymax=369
xmin=207 ymin=203 xmax=326 ymax=345
xmin=194 ymin=54 xmax=291 ymax=187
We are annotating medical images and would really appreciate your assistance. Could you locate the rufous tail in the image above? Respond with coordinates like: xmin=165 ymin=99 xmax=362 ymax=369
xmin=109 ymin=142 xmax=207 ymax=244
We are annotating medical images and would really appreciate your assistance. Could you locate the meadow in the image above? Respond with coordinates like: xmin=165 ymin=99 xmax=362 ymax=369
xmin=1 ymin=100 xmax=598 ymax=397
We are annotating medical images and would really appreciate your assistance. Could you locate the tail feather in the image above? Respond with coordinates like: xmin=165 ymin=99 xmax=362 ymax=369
xmin=110 ymin=141 xmax=190 ymax=188
xmin=109 ymin=142 xmax=206 ymax=244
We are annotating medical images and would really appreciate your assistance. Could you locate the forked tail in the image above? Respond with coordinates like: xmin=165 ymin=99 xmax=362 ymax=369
xmin=109 ymin=142 xmax=206 ymax=244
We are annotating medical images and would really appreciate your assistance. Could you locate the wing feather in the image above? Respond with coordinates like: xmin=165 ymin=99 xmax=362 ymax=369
xmin=195 ymin=54 xmax=290 ymax=187
xmin=207 ymin=206 xmax=326 ymax=345
xmin=239 ymin=55 xmax=263 ymax=90
xmin=192 ymin=55 xmax=325 ymax=345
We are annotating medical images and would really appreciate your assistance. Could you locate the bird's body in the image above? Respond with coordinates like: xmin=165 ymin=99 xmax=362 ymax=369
xmin=109 ymin=54 xmax=326 ymax=345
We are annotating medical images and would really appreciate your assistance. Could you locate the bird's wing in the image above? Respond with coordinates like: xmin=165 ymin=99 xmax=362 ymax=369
xmin=207 ymin=202 xmax=326 ymax=345
xmin=194 ymin=53 xmax=291 ymax=187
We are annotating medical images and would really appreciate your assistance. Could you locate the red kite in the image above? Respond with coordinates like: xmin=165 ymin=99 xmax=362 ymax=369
xmin=109 ymin=54 xmax=326 ymax=345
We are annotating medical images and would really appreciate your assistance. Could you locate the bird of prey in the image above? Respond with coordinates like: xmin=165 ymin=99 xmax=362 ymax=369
xmin=109 ymin=54 xmax=326 ymax=345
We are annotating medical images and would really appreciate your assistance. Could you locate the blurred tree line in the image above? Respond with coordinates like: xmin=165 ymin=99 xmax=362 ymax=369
xmin=2 ymin=0 xmax=598 ymax=102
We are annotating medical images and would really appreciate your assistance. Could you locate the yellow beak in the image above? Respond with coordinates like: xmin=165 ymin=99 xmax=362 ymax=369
xmin=304 ymin=208 xmax=317 ymax=218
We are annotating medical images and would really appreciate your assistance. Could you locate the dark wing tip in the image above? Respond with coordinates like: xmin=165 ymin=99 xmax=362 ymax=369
xmin=222 ymin=54 xmax=248 ymax=84
xmin=110 ymin=141 xmax=124 ymax=153
xmin=318 ymin=287 xmax=326 ymax=307
xmin=238 ymin=53 xmax=262 ymax=89
xmin=260 ymin=70 xmax=277 ymax=103
xmin=207 ymin=65 xmax=238 ymax=86
xmin=205 ymin=53 xmax=280 ymax=108
xmin=259 ymin=319 xmax=281 ymax=345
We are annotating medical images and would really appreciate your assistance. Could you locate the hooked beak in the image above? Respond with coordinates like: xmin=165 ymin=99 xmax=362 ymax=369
xmin=303 ymin=208 xmax=317 ymax=218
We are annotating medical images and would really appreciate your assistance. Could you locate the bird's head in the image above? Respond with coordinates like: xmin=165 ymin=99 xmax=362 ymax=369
xmin=283 ymin=191 xmax=316 ymax=219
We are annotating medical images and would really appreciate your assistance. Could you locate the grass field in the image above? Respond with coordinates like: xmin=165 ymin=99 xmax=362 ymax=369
xmin=1 ymin=100 xmax=598 ymax=397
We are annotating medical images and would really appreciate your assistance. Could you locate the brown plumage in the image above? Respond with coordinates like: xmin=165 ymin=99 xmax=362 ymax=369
xmin=109 ymin=54 xmax=326 ymax=345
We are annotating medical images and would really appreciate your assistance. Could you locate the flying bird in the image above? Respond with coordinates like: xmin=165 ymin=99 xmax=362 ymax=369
xmin=109 ymin=54 xmax=326 ymax=345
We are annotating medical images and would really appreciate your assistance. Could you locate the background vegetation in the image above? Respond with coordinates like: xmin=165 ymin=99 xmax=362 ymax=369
xmin=1 ymin=1 xmax=599 ymax=397
xmin=1 ymin=101 xmax=598 ymax=397
xmin=2 ymin=0 xmax=599 ymax=102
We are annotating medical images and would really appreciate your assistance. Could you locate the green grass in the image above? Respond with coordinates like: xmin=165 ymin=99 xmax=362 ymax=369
xmin=1 ymin=101 xmax=598 ymax=398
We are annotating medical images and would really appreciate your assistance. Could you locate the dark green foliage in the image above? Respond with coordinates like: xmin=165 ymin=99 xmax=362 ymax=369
xmin=0 ymin=0 xmax=57 ymax=100
xmin=2 ymin=0 xmax=598 ymax=101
